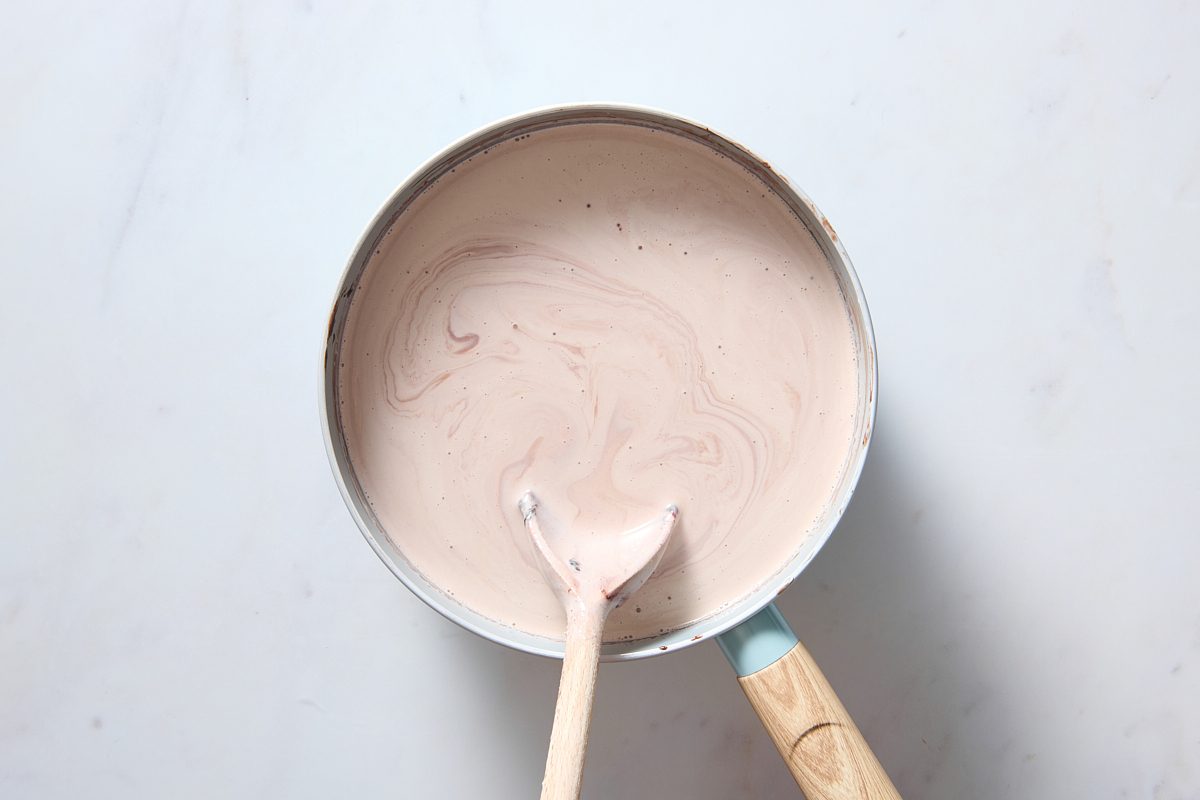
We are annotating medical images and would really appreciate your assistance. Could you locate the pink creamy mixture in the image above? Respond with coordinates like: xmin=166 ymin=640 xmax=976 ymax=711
xmin=338 ymin=122 xmax=862 ymax=642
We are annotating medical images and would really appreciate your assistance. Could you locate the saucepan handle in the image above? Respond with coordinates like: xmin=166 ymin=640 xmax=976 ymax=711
xmin=716 ymin=604 xmax=901 ymax=800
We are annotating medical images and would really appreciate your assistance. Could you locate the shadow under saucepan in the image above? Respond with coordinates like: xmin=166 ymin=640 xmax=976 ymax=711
xmin=449 ymin=412 xmax=1004 ymax=798
xmin=770 ymin=416 xmax=1008 ymax=798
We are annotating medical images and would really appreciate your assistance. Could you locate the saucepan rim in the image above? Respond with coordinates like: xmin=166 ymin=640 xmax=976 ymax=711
xmin=319 ymin=102 xmax=878 ymax=661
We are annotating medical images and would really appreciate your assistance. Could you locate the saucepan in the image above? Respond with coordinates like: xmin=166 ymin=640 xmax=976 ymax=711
xmin=320 ymin=104 xmax=897 ymax=799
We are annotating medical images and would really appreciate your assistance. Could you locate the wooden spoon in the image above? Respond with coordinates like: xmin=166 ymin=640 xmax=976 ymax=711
xmin=518 ymin=491 xmax=679 ymax=800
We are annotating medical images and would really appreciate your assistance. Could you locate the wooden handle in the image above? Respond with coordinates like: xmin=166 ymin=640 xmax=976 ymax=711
xmin=738 ymin=641 xmax=901 ymax=800
xmin=540 ymin=606 xmax=604 ymax=800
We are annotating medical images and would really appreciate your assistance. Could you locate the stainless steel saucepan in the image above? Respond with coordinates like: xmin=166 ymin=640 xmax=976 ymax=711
xmin=321 ymin=104 xmax=897 ymax=799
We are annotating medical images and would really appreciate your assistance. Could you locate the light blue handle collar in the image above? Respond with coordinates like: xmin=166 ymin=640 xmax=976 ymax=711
xmin=715 ymin=603 xmax=798 ymax=677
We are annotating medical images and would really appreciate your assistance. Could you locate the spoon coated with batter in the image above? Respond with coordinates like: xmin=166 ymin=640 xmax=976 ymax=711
xmin=518 ymin=491 xmax=678 ymax=800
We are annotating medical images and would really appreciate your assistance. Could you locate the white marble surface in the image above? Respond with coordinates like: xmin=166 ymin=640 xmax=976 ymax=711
xmin=2 ymin=2 xmax=1198 ymax=797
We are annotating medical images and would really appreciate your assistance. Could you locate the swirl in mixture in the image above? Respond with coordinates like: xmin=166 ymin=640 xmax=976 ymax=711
xmin=339 ymin=123 xmax=861 ymax=642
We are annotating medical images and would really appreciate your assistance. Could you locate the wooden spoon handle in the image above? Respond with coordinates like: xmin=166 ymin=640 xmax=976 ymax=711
xmin=738 ymin=641 xmax=901 ymax=800
xmin=540 ymin=608 xmax=604 ymax=800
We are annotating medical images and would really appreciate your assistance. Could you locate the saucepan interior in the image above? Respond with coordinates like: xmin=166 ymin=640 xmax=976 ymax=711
xmin=320 ymin=104 xmax=876 ymax=661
